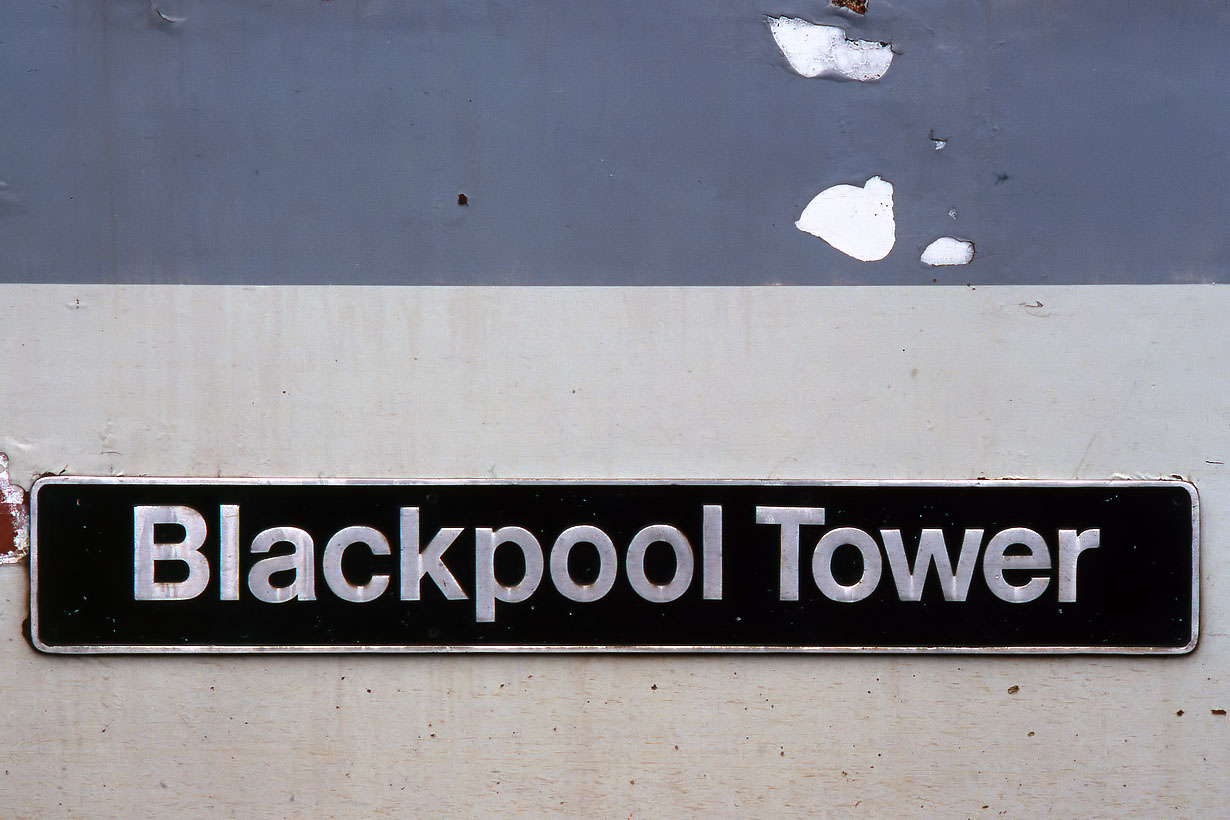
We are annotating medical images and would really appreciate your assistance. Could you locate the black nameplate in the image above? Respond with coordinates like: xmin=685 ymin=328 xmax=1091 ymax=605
xmin=30 ymin=478 xmax=1198 ymax=653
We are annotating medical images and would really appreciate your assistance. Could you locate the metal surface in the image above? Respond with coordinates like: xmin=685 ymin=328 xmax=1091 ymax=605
xmin=1 ymin=284 xmax=1227 ymax=818
xmin=2 ymin=1 xmax=1228 ymax=284
xmin=0 ymin=0 xmax=1227 ymax=814
xmin=31 ymin=476 xmax=1198 ymax=654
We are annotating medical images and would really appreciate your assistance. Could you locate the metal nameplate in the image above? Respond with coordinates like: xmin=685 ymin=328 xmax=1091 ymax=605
xmin=29 ymin=478 xmax=1198 ymax=654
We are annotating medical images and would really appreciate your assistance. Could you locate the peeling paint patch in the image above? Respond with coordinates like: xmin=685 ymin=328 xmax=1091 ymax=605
xmin=766 ymin=17 xmax=893 ymax=81
xmin=0 ymin=453 xmax=28 ymax=563
xmin=921 ymin=236 xmax=974 ymax=266
xmin=796 ymin=176 xmax=895 ymax=262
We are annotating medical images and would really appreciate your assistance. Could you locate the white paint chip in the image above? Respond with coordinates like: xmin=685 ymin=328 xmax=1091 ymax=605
xmin=921 ymin=236 xmax=975 ymax=266
xmin=796 ymin=176 xmax=895 ymax=262
xmin=766 ymin=17 xmax=893 ymax=81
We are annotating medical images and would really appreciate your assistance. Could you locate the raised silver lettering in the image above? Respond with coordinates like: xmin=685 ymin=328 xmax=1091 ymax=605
xmin=812 ymin=527 xmax=882 ymax=603
xmin=133 ymin=505 xmax=209 ymax=601
xmin=248 ymin=526 xmax=316 ymax=603
xmin=702 ymin=505 xmax=723 ymax=600
xmin=323 ymin=525 xmax=390 ymax=603
xmin=474 ymin=526 xmax=543 ymax=623
xmin=882 ymin=528 xmax=982 ymax=601
xmin=219 ymin=505 xmax=240 ymax=601
xmin=1058 ymin=528 xmax=1100 ymax=602
xmin=399 ymin=507 xmax=467 ymax=601
xmin=626 ymin=524 xmax=694 ymax=603
xmin=983 ymin=527 xmax=1051 ymax=603
xmin=755 ymin=506 xmax=826 ymax=601
xmin=549 ymin=525 xmax=617 ymax=603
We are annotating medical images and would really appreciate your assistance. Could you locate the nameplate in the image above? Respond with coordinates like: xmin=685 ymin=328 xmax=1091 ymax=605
xmin=29 ymin=478 xmax=1198 ymax=653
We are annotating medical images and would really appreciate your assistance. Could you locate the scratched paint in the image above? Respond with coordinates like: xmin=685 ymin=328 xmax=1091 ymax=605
xmin=795 ymin=177 xmax=895 ymax=262
xmin=148 ymin=2 xmax=186 ymax=25
xmin=765 ymin=16 xmax=893 ymax=81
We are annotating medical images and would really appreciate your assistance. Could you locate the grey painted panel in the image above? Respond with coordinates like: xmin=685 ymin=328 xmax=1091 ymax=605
xmin=1 ymin=1 xmax=1227 ymax=284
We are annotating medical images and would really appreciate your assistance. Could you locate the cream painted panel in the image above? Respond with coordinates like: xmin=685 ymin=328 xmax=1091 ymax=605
xmin=0 ymin=285 xmax=1226 ymax=817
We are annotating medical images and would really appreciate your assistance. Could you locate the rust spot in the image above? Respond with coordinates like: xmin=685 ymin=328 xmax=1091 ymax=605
xmin=457 ymin=193 xmax=469 ymax=206
xmin=0 ymin=454 xmax=29 ymax=562
xmin=1007 ymin=685 xmax=1020 ymax=694
xmin=832 ymin=0 xmax=868 ymax=13
xmin=0 ymin=505 xmax=22 ymax=559
xmin=1176 ymin=709 xmax=1184 ymax=716
xmin=1213 ymin=709 xmax=1226 ymax=716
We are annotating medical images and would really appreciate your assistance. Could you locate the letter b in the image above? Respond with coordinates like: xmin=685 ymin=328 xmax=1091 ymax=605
xmin=134 ymin=505 xmax=210 ymax=601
